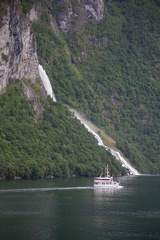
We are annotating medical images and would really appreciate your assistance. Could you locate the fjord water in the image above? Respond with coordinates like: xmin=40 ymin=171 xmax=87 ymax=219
xmin=0 ymin=176 xmax=160 ymax=240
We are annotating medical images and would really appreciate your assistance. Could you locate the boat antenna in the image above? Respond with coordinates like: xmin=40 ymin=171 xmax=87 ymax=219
xmin=105 ymin=164 xmax=109 ymax=177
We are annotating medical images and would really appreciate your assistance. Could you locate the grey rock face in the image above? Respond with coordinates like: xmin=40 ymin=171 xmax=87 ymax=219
xmin=57 ymin=0 xmax=104 ymax=32
xmin=22 ymin=82 xmax=44 ymax=119
xmin=83 ymin=0 xmax=104 ymax=21
xmin=0 ymin=6 xmax=39 ymax=93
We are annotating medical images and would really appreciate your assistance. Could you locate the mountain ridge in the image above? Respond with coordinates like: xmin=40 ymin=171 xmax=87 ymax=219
xmin=0 ymin=0 xmax=160 ymax=178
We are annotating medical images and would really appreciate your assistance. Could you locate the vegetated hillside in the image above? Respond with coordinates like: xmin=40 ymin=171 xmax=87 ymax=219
xmin=0 ymin=0 xmax=126 ymax=179
xmin=32 ymin=0 xmax=160 ymax=173
xmin=0 ymin=0 xmax=159 ymax=177
xmin=0 ymin=83 xmax=126 ymax=179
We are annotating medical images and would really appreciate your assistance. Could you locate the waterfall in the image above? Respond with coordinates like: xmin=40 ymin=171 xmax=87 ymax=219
xmin=38 ymin=65 xmax=56 ymax=102
xmin=77 ymin=118 xmax=104 ymax=146
xmin=72 ymin=110 xmax=140 ymax=175
xmin=37 ymin=64 xmax=139 ymax=175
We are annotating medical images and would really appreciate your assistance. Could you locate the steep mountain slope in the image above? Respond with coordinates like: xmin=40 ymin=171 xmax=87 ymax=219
xmin=32 ymin=0 xmax=160 ymax=173
xmin=0 ymin=0 xmax=126 ymax=179
xmin=0 ymin=83 xmax=125 ymax=179
xmin=0 ymin=0 xmax=160 ymax=177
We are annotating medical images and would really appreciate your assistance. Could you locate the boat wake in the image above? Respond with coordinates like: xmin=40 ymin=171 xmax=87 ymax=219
xmin=0 ymin=186 xmax=94 ymax=193
xmin=117 ymin=185 xmax=123 ymax=189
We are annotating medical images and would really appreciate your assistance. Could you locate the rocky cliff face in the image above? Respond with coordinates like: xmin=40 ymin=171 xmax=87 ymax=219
xmin=50 ymin=0 xmax=104 ymax=32
xmin=0 ymin=6 xmax=39 ymax=93
xmin=0 ymin=0 xmax=105 ymax=92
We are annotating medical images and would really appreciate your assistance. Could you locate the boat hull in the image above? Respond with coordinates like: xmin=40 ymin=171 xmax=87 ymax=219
xmin=94 ymin=178 xmax=120 ymax=189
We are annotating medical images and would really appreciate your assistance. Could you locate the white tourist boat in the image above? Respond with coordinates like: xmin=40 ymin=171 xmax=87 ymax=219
xmin=94 ymin=165 xmax=120 ymax=188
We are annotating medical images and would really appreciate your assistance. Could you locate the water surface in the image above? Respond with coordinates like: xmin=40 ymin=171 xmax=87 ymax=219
xmin=0 ymin=175 xmax=160 ymax=240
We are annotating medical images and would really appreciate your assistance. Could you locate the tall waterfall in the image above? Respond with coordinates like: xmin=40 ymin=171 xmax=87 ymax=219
xmin=38 ymin=64 xmax=139 ymax=175
xmin=38 ymin=65 xmax=56 ymax=102
xmin=72 ymin=110 xmax=140 ymax=175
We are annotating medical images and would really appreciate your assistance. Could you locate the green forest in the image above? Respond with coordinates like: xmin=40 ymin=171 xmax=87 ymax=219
xmin=0 ymin=83 xmax=125 ymax=179
xmin=33 ymin=0 xmax=160 ymax=173
xmin=0 ymin=0 xmax=160 ymax=178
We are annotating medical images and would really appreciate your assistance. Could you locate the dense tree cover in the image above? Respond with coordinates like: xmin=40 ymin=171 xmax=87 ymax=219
xmin=0 ymin=84 xmax=125 ymax=179
xmin=32 ymin=0 xmax=160 ymax=173
xmin=1 ymin=0 xmax=160 ymax=177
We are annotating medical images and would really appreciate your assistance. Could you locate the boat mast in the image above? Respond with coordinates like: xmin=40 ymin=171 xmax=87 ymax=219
xmin=105 ymin=164 xmax=109 ymax=177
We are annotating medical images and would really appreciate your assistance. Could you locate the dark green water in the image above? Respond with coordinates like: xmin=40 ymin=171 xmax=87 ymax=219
xmin=0 ymin=175 xmax=160 ymax=240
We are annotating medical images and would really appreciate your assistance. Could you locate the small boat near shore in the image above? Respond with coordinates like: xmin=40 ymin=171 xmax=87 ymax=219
xmin=94 ymin=165 xmax=120 ymax=188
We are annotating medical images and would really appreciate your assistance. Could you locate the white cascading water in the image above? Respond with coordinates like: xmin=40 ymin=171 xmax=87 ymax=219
xmin=73 ymin=110 xmax=140 ymax=175
xmin=38 ymin=65 xmax=56 ymax=102
xmin=38 ymin=64 xmax=139 ymax=175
